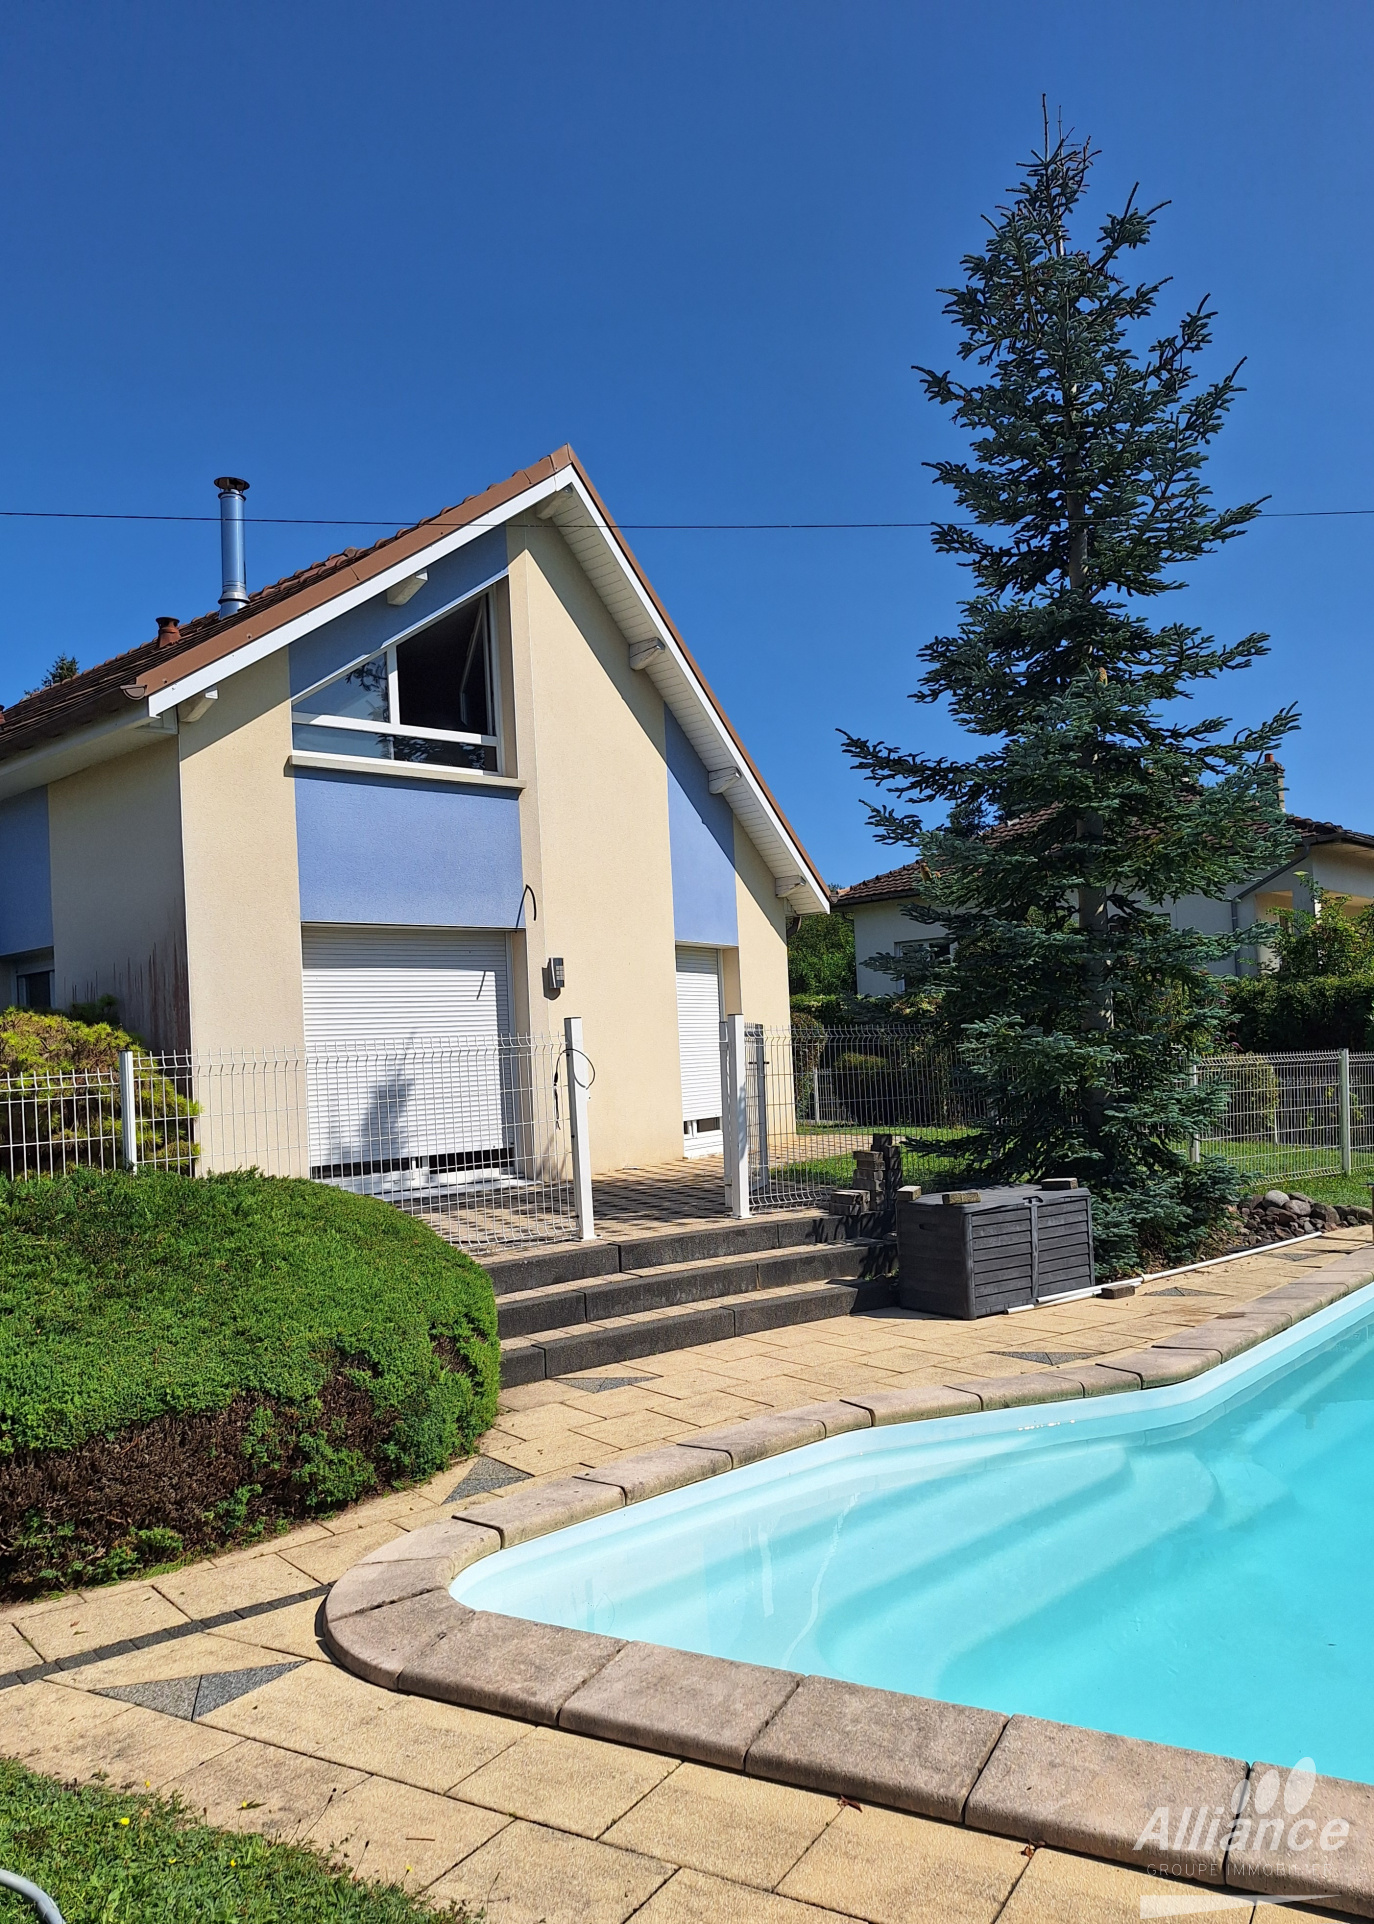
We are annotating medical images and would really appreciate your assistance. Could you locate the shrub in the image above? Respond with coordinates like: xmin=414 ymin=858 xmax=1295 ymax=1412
xmin=0 ymin=1009 xmax=196 ymax=1176
xmin=0 ymin=1168 xmax=498 ymax=1594
xmin=1227 ymin=973 xmax=1374 ymax=1053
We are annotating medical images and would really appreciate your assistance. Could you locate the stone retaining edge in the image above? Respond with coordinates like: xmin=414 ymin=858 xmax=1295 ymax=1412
xmin=325 ymin=1247 xmax=1374 ymax=1917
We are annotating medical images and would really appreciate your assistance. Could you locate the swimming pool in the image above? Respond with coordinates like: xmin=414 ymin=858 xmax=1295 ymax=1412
xmin=457 ymin=1285 xmax=1374 ymax=1784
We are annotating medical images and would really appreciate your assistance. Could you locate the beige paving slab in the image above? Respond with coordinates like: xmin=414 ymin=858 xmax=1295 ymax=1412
xmin=45 ymin=1627 xmax=298 ymax=1693
xmin=213 ymin=1595 xmax=331 ymax=1662
xmin=997 ymin=1846 xmax=1250 ymax=1920
xmin=170 ymin=1734 xmax=366 ymax=1839
xmin=639 ymin=1389 xmax=774 ymax=1428
xmin=0 ymin=1679 xmax=138 ymax=1779
xmin=12 ymin=1582 xmax=191 ymax=1661
xmin=426 ymin=1816 xmax=673 ymax=1924
xmin=198 ymin=1652 xmax=523 ymax=1791
xmin=779 ymin=1803 xmax=1029 ymax=1924
xmin=68 ymin=1699 xmax=245 ymax=1791
xmin=0 ymin=1620 xmax=40 ymax=1671
xmin=453 ymin=1724 xmax=679 ymax=1838
xmin=153 ymin=1551 xmax=318 ymax=1620
xmin=279 ymin=1520 xmax=410 ymax=1584
xmin=483 ymin=1434 xmax=622 ymax=1477
xmin=305 ymin=1772 xmax=509 ymax=1892
xmin=602 ymin=1761 xmax=837 ymax=1890
xmin=632 ymin=1867 xmax=857 ymax=1924
xmin=496 ymin=1403 xmax=612 ymax=1442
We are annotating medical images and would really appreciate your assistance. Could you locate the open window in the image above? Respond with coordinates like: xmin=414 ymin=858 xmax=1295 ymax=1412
xmin=292 ymin=593 xmax=500 ymax=771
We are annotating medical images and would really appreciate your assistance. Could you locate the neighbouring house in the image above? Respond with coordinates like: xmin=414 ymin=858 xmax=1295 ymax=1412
xmin=838 ymin=809 xmax=1374 ymax=996
xmin=0 ymin=448 xmax=827 ymax=1173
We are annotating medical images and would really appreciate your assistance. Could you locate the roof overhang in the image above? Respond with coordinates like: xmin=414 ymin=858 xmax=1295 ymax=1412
xmin=133 ymin=453 xmax=829 ymax=915
xmin=0 ymin=701 xmax=176 ymax=802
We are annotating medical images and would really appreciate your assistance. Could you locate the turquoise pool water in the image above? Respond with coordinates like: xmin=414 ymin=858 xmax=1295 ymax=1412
xmin=456 ymin=1287 xmax=1374 ymax=1782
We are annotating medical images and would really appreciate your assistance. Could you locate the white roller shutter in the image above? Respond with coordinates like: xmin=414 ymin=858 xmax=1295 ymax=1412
xmin=301 ymin=925 xmax=511 ymax=1185
xmin=676 ymin=946 xmax=723 ymax=1156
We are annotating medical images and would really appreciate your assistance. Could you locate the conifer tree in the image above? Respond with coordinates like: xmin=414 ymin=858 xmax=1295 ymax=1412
xmin=843 ymin=123 xmax=1297 ymax=1269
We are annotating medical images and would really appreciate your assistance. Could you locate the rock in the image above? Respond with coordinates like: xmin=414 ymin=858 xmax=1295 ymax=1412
xmin=1287 ymin=1198 xmax=1312 ymax=1218
xmin=1263 ymin=1190 xmax=1290 ymax=1208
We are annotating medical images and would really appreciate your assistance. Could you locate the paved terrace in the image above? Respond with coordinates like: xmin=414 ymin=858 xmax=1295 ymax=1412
xmin=3 ymin=1227 xmax=1368 ymax=1924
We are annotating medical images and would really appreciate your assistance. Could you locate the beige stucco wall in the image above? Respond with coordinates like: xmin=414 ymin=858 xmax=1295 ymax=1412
xmin=48 ymin=735 xmax=189 ymax=1048
xmin=506 ymin=521 xmax=683 ymax=1172
xmin=731 ymin=818 xmax=792 ymax=1029
xmin=177 ymin=653 xmax=306 ymax=1056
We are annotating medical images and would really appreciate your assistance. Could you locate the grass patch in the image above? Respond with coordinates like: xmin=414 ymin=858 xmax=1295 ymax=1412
xmin=0 ymin=1168 xmax=498 ymax=1596
xmin=0 ymin=1757 xmax=478 ymax=1921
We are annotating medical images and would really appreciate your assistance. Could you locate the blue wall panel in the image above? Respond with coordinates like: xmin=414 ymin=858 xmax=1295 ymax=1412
xmin=0 ymin=788 xmax=53 ymax=955
xmin=665 ymin=709 xmax=738 ymax=947
xmin=289 ymin=528 xmax=508 ymax=697
xmin=295 ymin=769 xmax=524 ymax=928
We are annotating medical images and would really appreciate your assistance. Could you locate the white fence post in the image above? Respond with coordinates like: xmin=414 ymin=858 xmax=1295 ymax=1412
xmin=118 ymin=1049 xmax=138 ymax=1171
xmin=1340 ymin=1047 xmax=1353 ymax=1175
xmin=1188 ymin=1062 xmax=1201 ymax=1164
xmin=564 ymin=1016 xmax=595 ymax=1242
xmin=721 ymin=1015 xmax=751 ymax=1219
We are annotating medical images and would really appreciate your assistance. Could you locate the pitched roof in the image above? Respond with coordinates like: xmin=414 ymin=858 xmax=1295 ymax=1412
xmin=836 ymin=811 xmax=1374 ymax=909
xmin=0 ymin=447 xmax=827 ymax=907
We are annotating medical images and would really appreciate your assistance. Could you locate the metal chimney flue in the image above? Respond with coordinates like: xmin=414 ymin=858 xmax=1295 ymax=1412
xmin=214 ymin=476 xmax=250 ymax=617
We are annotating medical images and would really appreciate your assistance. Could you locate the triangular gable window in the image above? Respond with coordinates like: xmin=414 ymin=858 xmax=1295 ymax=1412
xmin=292 ymin=593 xmax=498 ymax=771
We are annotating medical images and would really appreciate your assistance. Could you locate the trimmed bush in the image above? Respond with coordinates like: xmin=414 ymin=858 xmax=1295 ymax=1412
xmin=1227 ymin=973 xmax=1374 ymax=1053
xmin=0 ymin=1168 xmax=498 ymax=1595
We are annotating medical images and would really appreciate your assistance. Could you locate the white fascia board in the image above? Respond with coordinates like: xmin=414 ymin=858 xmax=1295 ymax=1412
xmin=543 ymin=475 xmax=829 ymax=916
xmin=146 ymin=472 xmax=567 ymax=716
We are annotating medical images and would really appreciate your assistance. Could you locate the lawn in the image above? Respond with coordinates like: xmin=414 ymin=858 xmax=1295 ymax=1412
xmin=0 ymin=1168 xmax=499 ymax=1596
xmin=0 ymin=1758 xmax=477 ymax=1922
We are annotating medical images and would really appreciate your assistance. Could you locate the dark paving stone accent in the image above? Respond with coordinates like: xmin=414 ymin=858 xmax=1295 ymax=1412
xmin=444 ymin=1456 xmax=531 ymax=1503
xmin=97 ymin=1660 xmax=303 ymax=1721
xmin=996 ymin=1350 xmax=1094 ymax=1365
xmin=0 ymin=1584 xmax=328 ymax=1694
xmin=555 ymin=1373 xmax=660 ymax=1393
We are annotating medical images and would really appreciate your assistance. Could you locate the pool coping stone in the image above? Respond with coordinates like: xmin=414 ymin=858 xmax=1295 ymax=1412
xmin=324 ymin=1244 xmax=1374 ymax=1915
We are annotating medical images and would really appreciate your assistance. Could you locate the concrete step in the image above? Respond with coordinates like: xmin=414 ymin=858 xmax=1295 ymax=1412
xmin=484 ymin=1210 xmax=824 ymax=1297
xmin=499 ymin=1275 xmax=888 ymax=1386
xmin=495 ymin=1240 xmax=873 ymax=1339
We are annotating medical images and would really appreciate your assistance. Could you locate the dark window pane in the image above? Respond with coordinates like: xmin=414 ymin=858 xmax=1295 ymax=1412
xmin=396 ymin=597 xmax=491 ymax=737
xmin=391 ymin=736 xmax=496 ymax=772
xmin=19 ymin=970 xmax=53 ymax=1011
xmin=292 ymin=723 xmax=394 ymax=760
xmin=294 ymin=654 xmax=388 ymax=723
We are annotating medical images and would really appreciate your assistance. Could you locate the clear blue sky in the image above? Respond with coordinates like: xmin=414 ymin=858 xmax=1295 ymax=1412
xmin=0 ymin=2 xmax=1369 ymax=887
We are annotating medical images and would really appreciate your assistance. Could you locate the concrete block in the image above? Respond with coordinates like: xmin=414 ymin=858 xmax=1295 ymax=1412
xmin=560 ymin=1640 xmax=800 ymax=1770
xmin=1226 ymin=1762 xmax=1374 ymax=1914
xmin=324 ymin=1589 xmax=469 ymax=1690
xmin=398 ymin=1611 xmax=624 ymax=1725
xmin=966 ymin=1712 xmax=1245 ymax=1880
xmin=677 ymin=1410 xmax=828 ymax=1468
xmin=1094 ymin=1346 xmax=1218 ymax=1389
xmin=1071 ymin=1363 xmax=1143 ymax=1397
xmin=499 ymin=1339 xmax=548 ymax=1387
xmin=363 ymin=1517 xmax=502 ymax=1567
xmin=745 ymin=1672 xmax=1006 ymax=1822
xmin=789 ymin=1399 xmax=872 ymax=1438
xmin=841 ymin=1385 xmax=983 ymax=1427
xmin=324 ymin=1556 xmax=462 ymax=1623
xmin=946 ymin=1372 xmax=1086 ymax=1411
xmin=452 ymin=1477 xmax=622 ymax=1547
xmin=577 ymin=1445 xmax=733 ymax=1505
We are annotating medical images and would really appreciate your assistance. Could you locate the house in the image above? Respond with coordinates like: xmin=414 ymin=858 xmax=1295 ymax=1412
xmin=0 ymin=448 xmax=828 ymax=1173
xmin=838 ymin=811 xmax=1374 ymax=995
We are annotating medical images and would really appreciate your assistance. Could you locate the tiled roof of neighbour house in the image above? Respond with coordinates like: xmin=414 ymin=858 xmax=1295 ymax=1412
xmin=0 ymin=446 xmax=827 ymax=902
xmin=835 ymin=812 xmax=1374 ymax=910
xmin=834 ymin=861 xmax=927 ymax=907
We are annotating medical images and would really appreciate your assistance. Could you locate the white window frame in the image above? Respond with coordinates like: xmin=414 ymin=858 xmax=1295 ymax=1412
xmin=292 ymin=588 xmax=502 ymax=769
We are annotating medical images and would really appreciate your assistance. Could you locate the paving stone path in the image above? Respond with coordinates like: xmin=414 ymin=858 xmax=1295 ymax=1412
xmin=3 ymin=1229 xmax=1367 ymax=1924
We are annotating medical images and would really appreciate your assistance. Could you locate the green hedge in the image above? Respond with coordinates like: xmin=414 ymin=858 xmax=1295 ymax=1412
xmin=1227 ymin=973 xmax=1374 ymax=1052
xmin=0 ymin=1169 xmax=499 ymax=1593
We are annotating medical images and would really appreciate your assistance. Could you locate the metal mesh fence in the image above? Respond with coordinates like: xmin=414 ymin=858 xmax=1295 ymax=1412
xmin=0 ymin=1038 xmax=577 ymax=1251
xmin=744 ymin=1025 xmax=983 ymax=1211
xmin=1194 ymin=1050 xmax=1374 ymax=1187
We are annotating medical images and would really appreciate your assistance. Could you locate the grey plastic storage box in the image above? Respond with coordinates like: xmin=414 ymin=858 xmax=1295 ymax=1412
xmin=897 ymin=1182 xmax=1095 ymax=1318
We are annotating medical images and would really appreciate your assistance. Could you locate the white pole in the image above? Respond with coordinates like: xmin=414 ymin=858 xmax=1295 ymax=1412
xmin=1188 ymin=1062 xmax=1201 ymax=1165
xmin=721 ymin=1014 xmax=751 ymax=1219
xmin=118 ymin=1049 xmax=138 ymax=1171
xmin=1340 ymin=1047 xmax=1353 ymax=1176
xmin=564 ymin=1016 xmax=595 ymax=1242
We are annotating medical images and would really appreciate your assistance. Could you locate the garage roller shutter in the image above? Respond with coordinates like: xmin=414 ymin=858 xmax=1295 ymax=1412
xmin=676 ymin=947 xmax=723 ymax=1154
xmin=301 ymin=925 xmax=511 ymax=1181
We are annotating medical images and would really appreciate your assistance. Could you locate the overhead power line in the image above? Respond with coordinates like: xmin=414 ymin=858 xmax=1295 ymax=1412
xmin=0 ymin=507 xmax=1368 ymax=530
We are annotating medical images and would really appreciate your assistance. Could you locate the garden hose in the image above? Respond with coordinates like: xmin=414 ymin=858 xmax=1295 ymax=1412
xmin=0 ymin=1868 xmax=66 ymax=1922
